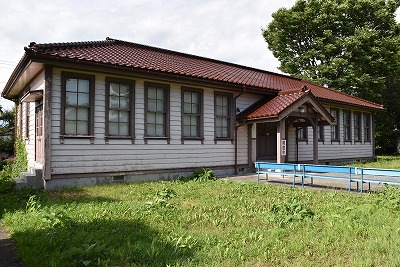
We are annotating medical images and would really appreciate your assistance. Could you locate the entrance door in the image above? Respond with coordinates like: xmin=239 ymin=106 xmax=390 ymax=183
xmin=256 ymin=123 xmax=277 ymax=161
xmin=35 ymin=104 xmax=43 ymax=163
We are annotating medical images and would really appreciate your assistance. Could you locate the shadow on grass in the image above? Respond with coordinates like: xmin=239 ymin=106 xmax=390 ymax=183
xmin=12 ymin=218 xmax=196 ymax=266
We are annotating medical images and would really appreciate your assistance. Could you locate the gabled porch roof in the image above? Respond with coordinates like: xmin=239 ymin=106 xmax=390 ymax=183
xmin=237 ymin=87 xmax=334 ymax=125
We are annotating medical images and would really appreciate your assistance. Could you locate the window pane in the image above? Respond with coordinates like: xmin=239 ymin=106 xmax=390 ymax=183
xmin=119 ymin=85 xmax=129 ymax=97
xmin=216 ymin=127 xmax=222 ymax=138
xmin=222 ymin=106 xmax=229 ymax=117
xmin=109 ymin=110 xmax=119 ymax=122
xmin=183 ymin=126 xmax=190 ymax=136
xmin=156 ymin=113 xmax=165 ymax=124
xmin=77 ymin=108 xmax=88 ymax=121
xmin=156 ymin=100 xmax=165 ymax=112
xmin=65 ymin=107 xmax=76 ymax=120
xmin=66 ymin=78 xmax=77 ymax=92
xmin=147 ymin=112 xmax=156 ymax=123
xmin=221 ymin=127 xmax=228 ymax=137
xmin=156 ymin=124 xmax=164 ymax=136
xmin=147 ymin=124 xmax=156 ymax=136
xmin=148 ymin=100 xmax=156 ymax=112
xmin=120 ymin=97 xmax=130 ymax=109
xmin=66 ymin=92 xmax=77 ymax=105
xmin=65 ymin=120 xmax=76 ymax=135
xmin=216 ymin=96 xmax=222 ymax=107
xmin=156 ymin=88 xmax=164 ymax=99
xmin=119 ymin=111 xmax=129 ymax=123
xmin=184 ymin=103 xmax=192 ymax=113
xmin=191 ymin=103 xmax=198 ymax=114
xmin=222 ymin=118 xmax=228 ymax=127
xmin=110 ymin=96 xmax=119 ymax=109
xmin=184 ymin=92 xmax=191 ymax=103
xmin=78 ymin=79 xmax=89 ymax=93
xmin=109 ymin=122 xmax=119 ymax=135
xmin=76 ymin=121 xmax=88 ymax=135
xmin=190 ymin=126 xmax=198 ymax=136
xmin=191 ymin=116 xmax=198 ymax=125
xmin=148 ymin=87 xmax=156 ymax=99
xmin=110 ymin=83 xmax=119 ymax=96
xmin=222 ymin=96 xmax=228 ymax=106
xmin=119 ymin=123 xmax=129 ymax=135
xmin=78 ymin=93 xmax=89 ymax=106
xmin=183 ymin=115 xmax=190 ymax=126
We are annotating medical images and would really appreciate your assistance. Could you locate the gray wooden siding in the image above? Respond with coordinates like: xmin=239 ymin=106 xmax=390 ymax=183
xmin=22 ymin=71 xmax=45 ymax=168
xmin=50 ymin=69 xmax=261 ymax=175
xmin=287 ymin=107 xmax=373 ymax=162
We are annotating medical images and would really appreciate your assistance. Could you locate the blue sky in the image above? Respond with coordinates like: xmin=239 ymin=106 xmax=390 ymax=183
xmin=0 ymin=0 xmax=296 ymax=109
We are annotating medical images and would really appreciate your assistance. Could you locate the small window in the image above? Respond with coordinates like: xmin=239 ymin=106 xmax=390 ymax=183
xmin=215 ymin=93 xmax=233 ymax=139
xmin=330 ymin=108 xmax=340 ymax=141
xmin=106 ymin=78 xmax=135 ymax=140
xmin=318 ymin=125 xmax=324 ymax=141
xmin=343 ymin=110 xmax=352 ymax=141
xmin=61 ymin=72 xmax=94 ymax=136
xmin=364 ymin=113 xmax=371 ymax=142
xmin=182 ymin=88 xmax=203 ymax=140
xmin=145 ymin=82 xmax=170 ymax=139
xmin=297 ymin=126 xmax=308 ymax=141
xmin=354 ymin=112 xmax=362 ymax=141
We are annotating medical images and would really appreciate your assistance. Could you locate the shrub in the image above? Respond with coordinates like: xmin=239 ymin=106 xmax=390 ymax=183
xmin=180 ymin=168 xmax=217 ymax=182
xmin=0 ymin=138 xmax=28 ymax=192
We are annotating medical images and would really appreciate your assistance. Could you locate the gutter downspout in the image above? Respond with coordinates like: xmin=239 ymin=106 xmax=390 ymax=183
xmin=234 ymin=86 xmax=246 ymax=175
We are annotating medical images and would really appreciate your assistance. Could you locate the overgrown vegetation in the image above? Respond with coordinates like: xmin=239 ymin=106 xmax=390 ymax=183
xmin=0 ymin=138 xmax=28 ymax=192
xmin=180 ymin=168 xmax=217 ymax=182
xmin=2 ymin=179 xmax=400 ymax=266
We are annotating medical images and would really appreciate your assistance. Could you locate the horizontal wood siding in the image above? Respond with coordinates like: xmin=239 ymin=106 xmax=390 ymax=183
xmin=50 ymin=68 xmax=259 ymax=175
xmin=287 ymin=107 xmax=373 ymax=162
xmin=23 ymin=71 xmax=45 ymax=168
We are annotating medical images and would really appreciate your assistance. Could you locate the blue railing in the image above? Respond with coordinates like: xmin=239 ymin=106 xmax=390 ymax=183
xmin=255 ymin=162 xmax=400 ymax=193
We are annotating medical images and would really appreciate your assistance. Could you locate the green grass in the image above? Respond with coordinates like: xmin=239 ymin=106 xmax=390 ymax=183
xmin=349 ymin=154 xmax=400 ymax=169
xmin=2 ymin=180 xmax=400 ymax=267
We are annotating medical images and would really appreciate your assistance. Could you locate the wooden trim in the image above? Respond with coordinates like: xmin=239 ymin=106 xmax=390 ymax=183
xmin=181 ymin=87 xmax=204 ymax=144
xmin=43 ymin=65 xmax=52 ymax=181
xmin=60 ymin=71 xmax=95 ymax=143
xmin=144 ymin=81 xmax=170 ymax=144
xmin=105 ymin=77 xmax=135 ymax=143
xmin=214 ymin=91 xmax=234 ymax=143
xmin=248 ymin=123 xmax=253 ymax=169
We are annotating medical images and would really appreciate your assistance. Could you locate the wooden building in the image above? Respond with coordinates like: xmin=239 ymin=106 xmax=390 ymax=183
xmin=1 ymin=38 xmax=383 ymax=189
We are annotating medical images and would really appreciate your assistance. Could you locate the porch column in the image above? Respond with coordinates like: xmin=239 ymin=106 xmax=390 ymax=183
xmin=312 ymin=118 xmax=318 ymax=164
xmin=277 ymin=119 xmax=286 ymax=163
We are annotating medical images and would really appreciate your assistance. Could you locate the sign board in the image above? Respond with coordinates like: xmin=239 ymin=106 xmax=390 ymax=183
xmin=281 ymin=139 xmax=287 ymax=156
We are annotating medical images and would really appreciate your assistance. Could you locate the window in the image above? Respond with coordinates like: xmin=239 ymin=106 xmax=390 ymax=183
xmin=145 ymin=82 xmax=169 ymax=139
xmin=354 ymin=112 xmax=362 ymax=141
xmin=61 ymin=72 xmax=94 ymax=136
xmin=105 ymin=78 xmax=134 ymax=140
xmin=330 ymin=108 xmax=340 ymax=141
xmin=364 ymin=113 xmax=371 ymax=142
xmin=318 ymin=125 xmax=324 ymax=141
xmin=215 ymin=93 xmax=233 ymax=139
xmin=182 ymin=88 xmax=203 ymax=140
xmin=297 ymin=126 xmax=308 ymax=141
xmin=343 ymin=110 xmax=351 ymax=141
xmin=25 ymin=102 xmax=30 ymax=139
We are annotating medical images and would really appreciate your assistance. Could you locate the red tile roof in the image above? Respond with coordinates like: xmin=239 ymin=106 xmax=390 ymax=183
xmin=18 ymin=38 xmax=383 ymax=110
xmin=239 ymin=90 xmax=308 ymax=120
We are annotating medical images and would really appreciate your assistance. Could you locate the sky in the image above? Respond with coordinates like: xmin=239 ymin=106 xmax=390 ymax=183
xmin=0 ymin=0 xmax=298 ymax=110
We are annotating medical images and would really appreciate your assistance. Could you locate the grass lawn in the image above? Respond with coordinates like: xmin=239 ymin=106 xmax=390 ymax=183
xmin=2 ymin=178 xmax=400 ymax=266
xmin=350 ymin=154 xmax=400 ymax=169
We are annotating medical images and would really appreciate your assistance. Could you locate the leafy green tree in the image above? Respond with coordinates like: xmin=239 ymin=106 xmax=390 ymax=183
xmin=263 ymin=0 xmax=400 ymax=153
xmin=0 ymin=106 xmax=15 ymax=157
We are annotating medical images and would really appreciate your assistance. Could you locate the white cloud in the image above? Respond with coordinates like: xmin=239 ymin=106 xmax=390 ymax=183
xmin=0 ymin=0 xmax=296 ymax=110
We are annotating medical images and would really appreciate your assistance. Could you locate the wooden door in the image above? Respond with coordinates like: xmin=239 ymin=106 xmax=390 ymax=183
xmin=256 ymin=123 xmax=277 ymax=160
xmin=35 ymin=104 xmax=43 ymax=163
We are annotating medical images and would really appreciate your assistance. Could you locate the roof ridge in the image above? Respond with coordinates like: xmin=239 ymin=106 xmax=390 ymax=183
xmin=302 ymin=80 xmax=384 ymax=109
xmin=106 ymin=37 xmax=301 ymax=82
xmin=25 ymin=39 xmax=115 ymax=53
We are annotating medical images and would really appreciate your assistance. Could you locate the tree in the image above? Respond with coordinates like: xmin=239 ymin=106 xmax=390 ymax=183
xmin=0 ymin=106 xmax=15 ymax=157
xmin=263 ymin=0 xmax=400 ymax=153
